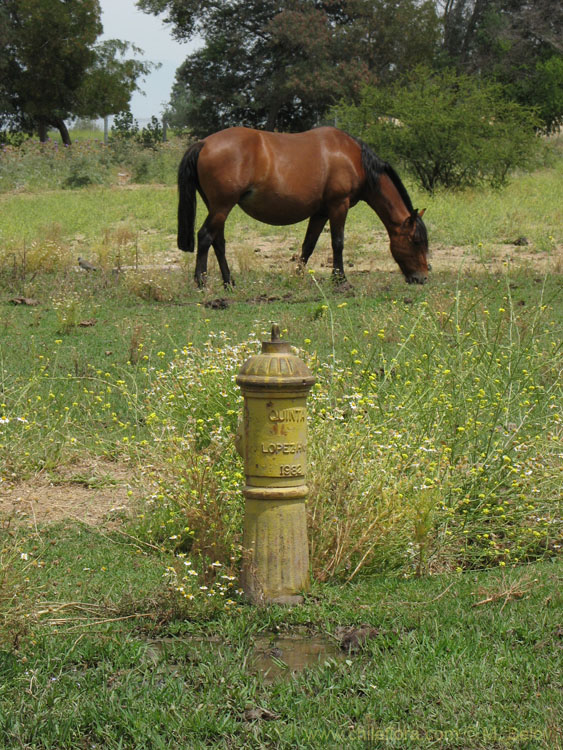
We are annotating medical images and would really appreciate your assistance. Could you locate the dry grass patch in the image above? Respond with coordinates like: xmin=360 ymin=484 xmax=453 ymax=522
xmin=0 ymin=459 xmax=138 ymax=527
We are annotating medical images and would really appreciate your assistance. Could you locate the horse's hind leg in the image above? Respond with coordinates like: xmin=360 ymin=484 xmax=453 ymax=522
xmin=194 ymin=209 xmax=232 ymax=288
xmin=194 ymin=219 xmax=213 ymax=287
xmin=298 ymin=214 xmax=327 ymax=272
xmin=212 ymin=227 xmax=234 ymax=288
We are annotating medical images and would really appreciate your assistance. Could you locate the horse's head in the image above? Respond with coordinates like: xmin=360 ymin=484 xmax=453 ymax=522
xmin=390 ymin=209 xmax=430 ymax=284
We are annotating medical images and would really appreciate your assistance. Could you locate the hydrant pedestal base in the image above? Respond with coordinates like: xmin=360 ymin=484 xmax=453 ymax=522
xmin=241 ymin=495 xmax=309 ymax=605
xmin=235 ymin=325 xmax=316 ymax=607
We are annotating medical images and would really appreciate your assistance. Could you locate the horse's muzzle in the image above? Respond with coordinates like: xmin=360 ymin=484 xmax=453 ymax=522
xmin=406 ymin=274 xmax=428 ymax=285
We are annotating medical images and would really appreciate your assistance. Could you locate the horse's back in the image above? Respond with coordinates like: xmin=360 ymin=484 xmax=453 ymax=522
xmin=202 ymin=125 xmax=355 ymax=159
xmin=195 ymin=126 xmax=364 ymax=225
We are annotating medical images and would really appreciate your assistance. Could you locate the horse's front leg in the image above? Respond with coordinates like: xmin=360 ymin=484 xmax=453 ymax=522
xmin=329 ymin=203 xmax=351 ymax=288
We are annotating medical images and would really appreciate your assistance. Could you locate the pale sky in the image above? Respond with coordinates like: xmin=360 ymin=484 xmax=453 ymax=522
xmin=98 ymin=0 xmax=197 ymax=120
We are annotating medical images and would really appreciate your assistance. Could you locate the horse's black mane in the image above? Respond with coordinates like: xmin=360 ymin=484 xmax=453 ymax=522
xmin=355 ymin=138 xmax=412 ymax=210
xmin=351 ymin=135 xmax=428 ymax=246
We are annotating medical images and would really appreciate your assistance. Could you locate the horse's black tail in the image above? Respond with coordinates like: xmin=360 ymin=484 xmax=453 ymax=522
xmin=177 ymin=141 xmax=205 ymax=252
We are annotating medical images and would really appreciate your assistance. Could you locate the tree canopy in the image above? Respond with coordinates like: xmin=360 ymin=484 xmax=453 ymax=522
xmin=139 ymin=0 xmax=440 ymax=135
xmin=439 ymin=0 xmax=563 ymax=132
xmin=1 ymin=0 xmax=156 ymax=144
xmin=140 ymin=0 xmax=562 ymax=136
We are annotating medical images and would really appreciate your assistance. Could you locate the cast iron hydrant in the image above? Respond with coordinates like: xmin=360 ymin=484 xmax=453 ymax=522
xmin=235 ymin=325 xmax=316 ymax=604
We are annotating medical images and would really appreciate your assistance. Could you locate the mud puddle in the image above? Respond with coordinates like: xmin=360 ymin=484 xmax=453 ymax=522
xmin=145 ymin=633 xmax=347 ymax=684
xmin=251 ymin=634 xmax=346 ymax=683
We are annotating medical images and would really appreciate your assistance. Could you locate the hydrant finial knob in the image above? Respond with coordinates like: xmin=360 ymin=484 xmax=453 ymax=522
xmin=271 ymin=324 xmax=281 ymax=342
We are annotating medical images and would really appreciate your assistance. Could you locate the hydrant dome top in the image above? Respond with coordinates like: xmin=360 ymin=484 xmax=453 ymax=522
xmin=236 ymin=324 xmax=316 ymax=389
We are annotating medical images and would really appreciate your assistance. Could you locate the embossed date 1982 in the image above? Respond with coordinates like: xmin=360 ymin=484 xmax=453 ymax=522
xmin=279 ymin=464 xmax=303 ymax=476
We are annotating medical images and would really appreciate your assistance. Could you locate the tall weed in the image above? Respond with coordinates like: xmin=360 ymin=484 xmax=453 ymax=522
xmin=0 ymin=137 xmax=185 ymax=194
xmin=126 ymin=291 xmax=561 ymax=579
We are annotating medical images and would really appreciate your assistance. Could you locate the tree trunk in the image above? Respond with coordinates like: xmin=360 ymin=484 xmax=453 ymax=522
xmin=37 ymin=116 xmax=71 ymax=144
xmin=53 ymin=117 xmax=72 ymax=145
xmin=265 ymin=98 xmax=283 ymax=131
xmin=37 ymin=118 xmax=49 ymax=143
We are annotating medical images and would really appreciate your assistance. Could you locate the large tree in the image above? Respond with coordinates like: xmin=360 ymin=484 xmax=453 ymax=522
xmin=437 ymin=0 xmax=563 ymax=131
xmin=140 ymin=0 xmax=440 ymax=134
xmin=1 ymin=0 xmax=154 ymax=144
xmin=75 ymin=40 xmax=156 ymax=123
xmin=439 ymin=0 xmax=562 ymax=68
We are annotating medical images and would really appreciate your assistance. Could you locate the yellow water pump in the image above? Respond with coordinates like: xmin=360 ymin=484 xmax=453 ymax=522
xmin=235 ymin=325 xmax=316 ymax=604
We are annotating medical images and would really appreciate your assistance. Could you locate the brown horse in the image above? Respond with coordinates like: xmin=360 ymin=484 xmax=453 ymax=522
xmin=177 ymin=126 xmax=429 ymax=287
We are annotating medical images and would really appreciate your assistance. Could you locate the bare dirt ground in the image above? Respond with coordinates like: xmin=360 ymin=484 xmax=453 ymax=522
xmin=72 ymin=222 xmax=562 ymax=280
xmin=234 ymin=234 xmax=563 ymax=276
xmin=132 ymin=226 xmax=560 ymax=278
xmin=0 ymin=459 xmax=139 ymax=528
xmin=111 ymin=241 xmax=562 ymax=284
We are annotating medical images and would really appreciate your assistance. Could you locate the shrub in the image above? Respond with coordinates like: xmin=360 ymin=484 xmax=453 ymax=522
xmin=62 ymin=154 xmax=107 ymax=189
xmin=109 ymin=110 xmax=139 ymax=142
xmin=506 ymin=55 xmax=563 ymax=136
xmin=137 ymin=116 xmax=164 ymax=150
xmin=0 ymin=131 xmax=29 ymax=148
xmin=334 ymin=66 xmax=542 ymax=192
xmin=110 ymin=111 xmax=164 ymax=150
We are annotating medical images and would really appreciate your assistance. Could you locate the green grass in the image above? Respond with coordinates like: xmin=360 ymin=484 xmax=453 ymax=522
xmin=0 ymin=143 xmax=562 ymax=749
xmin=0 ymin=135 xmax=186 ymax=195
xmin=1 ymin=522 xmax=561 ymax=749
xmin=2 ymin=133 xmax=561 ymax=250
xmin=48 ymin=127 xmax=106 ymax=142
xmin=0 ymin=185 xmax=176 ymax=242
xmin=2 ymin=159 xmax=562 ymax=245
xmin=426 ymin=160 xmax=563 ymax=249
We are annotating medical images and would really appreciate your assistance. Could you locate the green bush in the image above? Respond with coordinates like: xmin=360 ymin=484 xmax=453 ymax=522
xmin=110 ymin=111 xmax=165 ymax=150
xmin=334 ymin=67 xmax=542 ymax=193
xmin=62 ymin=154 xmax=107 ymax=189
xmin=0 ymin=130 xmax=29 ymax=148
xmin=109 ymin=110 xmax=139 ymax=142
xmin=137 ymin=116 xmax=164 ymax=150
xmin=106 ymin=111 xmax=173 ymax=183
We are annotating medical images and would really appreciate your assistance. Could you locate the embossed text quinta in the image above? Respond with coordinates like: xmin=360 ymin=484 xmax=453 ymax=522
xmin=268 ymin=408 xmax=306 ymax=423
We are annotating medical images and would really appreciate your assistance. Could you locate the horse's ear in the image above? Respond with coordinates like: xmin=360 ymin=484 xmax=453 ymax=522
xmin=411 ymin=208 xmax=426 ymax=219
